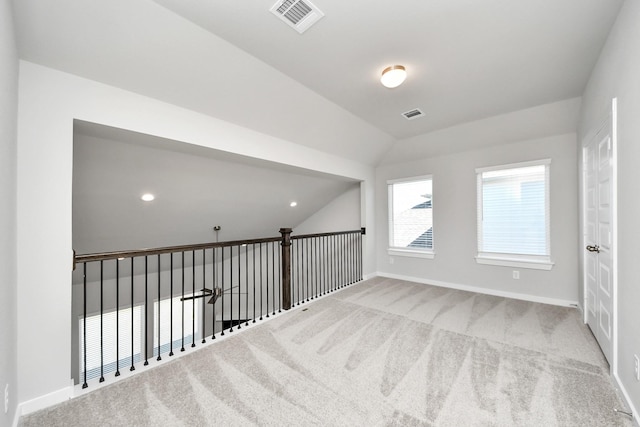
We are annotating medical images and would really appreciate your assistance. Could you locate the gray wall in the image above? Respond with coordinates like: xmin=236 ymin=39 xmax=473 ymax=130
xmin=0 ymin=0 xmax=18 ymax=425
xmin=376 ymin=133 xmax=579 ymax=304
xmin=578 ymin=0 xmax=640 ymax=414
xmin=294 ymin=184 xmax=361 ymax=235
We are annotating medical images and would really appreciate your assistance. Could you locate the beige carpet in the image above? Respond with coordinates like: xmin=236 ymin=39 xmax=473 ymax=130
xmin=20 ymin=277 xmax=632 ymax=426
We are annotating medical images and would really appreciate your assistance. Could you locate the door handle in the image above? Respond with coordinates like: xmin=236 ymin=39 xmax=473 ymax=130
xmin=586 ymin=245 xmax=600 ymax=253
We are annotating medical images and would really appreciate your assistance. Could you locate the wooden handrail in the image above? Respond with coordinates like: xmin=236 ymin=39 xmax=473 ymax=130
xmin=74 ymin=228 xmax=365 ymax=264
xmin=74 ymin=235 xmax=281 ymax=264
xmin=290 ymin=228 xmax=364 ymax=240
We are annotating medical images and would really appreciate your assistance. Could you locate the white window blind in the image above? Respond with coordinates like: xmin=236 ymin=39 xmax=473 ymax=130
xmin=79 ymin=305 xmax=144 ymax=381
xmin=477 ymin=160 xmax=550 ymax=261
xmin=153 ymin=294 xmax=200 ymax=355
xmin=388 ymin=176 xmax=433 ymax=251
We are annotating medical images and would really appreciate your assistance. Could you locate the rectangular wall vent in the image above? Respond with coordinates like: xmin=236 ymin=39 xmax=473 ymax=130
xmin=270 ymin=0 xmax=324 ymax=34
xmin=402 ymin=108 xmax=425 ymax=120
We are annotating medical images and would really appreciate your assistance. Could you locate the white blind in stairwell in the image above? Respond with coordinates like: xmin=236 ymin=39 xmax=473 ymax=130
xmin=477 ymin=160 xmax=550 ymax=258
xmin=79 ymin=305 xmax=144 ymax=381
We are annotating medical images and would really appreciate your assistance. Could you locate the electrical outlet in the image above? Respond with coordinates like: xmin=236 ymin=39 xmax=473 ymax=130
xmin=389 ymin=257 xmax=394 ymax=265
xmin=512 ymin=270 xmax=520 ymax=280
xmin=634 ymin=354 xmax=639 ymax=381
xmin=4 ymin=383 xmax=8 ymax=414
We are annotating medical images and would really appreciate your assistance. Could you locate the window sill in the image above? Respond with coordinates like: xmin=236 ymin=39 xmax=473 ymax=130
xmin=475 ymin=254 xmax=554 ymax=270
xmin=388 ymin=248 xmax=435 ymax=259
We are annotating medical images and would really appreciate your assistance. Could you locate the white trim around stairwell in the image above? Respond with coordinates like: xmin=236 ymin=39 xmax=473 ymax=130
xmin=375 ymin=272 xmax=578 ymax=307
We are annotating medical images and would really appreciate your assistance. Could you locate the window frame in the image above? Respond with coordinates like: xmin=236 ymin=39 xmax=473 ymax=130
xmin=475 ymin=159 xmax=554 ymax=270
xmin=387 ymin=174 xmax=435 ymax=259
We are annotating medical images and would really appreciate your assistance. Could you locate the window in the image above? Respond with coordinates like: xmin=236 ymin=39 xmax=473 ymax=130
xmin=476 ymin=160 xmax=553 ymax=270
xmin=388 ymin=176 xmax=434 ymax=258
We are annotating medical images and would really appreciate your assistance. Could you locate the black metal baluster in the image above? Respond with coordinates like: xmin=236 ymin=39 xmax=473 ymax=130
xmin=202 ymin=249 xmax=206 ymax=343
xmin=192 ymin=251 xmax=196 ymax=347
xmin=266 ymin=243 xmax=270 ymax=318
xmin=144 ymin=256 xmax=149 ymax=366
xmin=304 ymin=238 xmax=311 ymax=302
xmin=130 ymin=258 xmax=135 ymax=371
xmin=341 ymin=234 xmax=345 ymax=287
xmin=314 ymin=237 xmax=319 ymax=298
xmin=292 ymin=240 xmax=296 ymax=306
xmin=245 ymin=245 xmax=249 ymax=326
xmin=338 ymin=235 xmax=342 ymax=289
xmin=170 ymin=253 xmax=174 ymax=356
xmin=348 ymin=234 xmax=351 ymax=284
xmin=157 ymin=254 xmax=162 ymax=361
xmin=272 ymin=241 xmax=276 ymax=315
xmin=310 ymin=239 xmax=315 ymax=300
xmin=331 ymin=236 xmax=340 ymax=291
xmin=82 ymin=263 xmax=88 ymax=388
xmin=358 ymin=229 xmax=364 ymax=280
xmin=352 ymin=233 xmax=356 ymax=283
xmin=221 ymin=247 xmax=225 ymax=336
xmin=211 ymin=247 xmax=218 ymax=340
xmin=229 ymin=246 xmax=233 ymax=332
xmin=115 ymin=259 xmax=120 ymax=377
xmin=253 ymin=243 xmax=256 ymax=323
xmin=99 ymin=260 xmax=105 ymax=382
xmin=278 ymin=242 xmax=282 ymax=313
xmin=237 ymin=245 xmax=242 ymax=329
xmin=259 ymin=243 xmax=263 ymax=320
xmin=298 ymin=239 xmax=302 ymax=304
xmin=336 ymin=235 xmax=339 ymax=289
xmin=181 ymin=251 xmax=185 ymax=352
xmin=323 ymin=235 xmax=327 ymax=295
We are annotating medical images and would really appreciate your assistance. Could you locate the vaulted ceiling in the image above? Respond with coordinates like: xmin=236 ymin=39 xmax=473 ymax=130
xmin=12 ymin=0 xmax=624 ymax=164
xmin=73 ymin=121 xmax=359 ymax=253
xmin=12 ymin=0 xmax=624 ymax=252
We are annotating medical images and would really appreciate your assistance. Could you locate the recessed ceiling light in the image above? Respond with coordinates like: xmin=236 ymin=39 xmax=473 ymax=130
xmin=141 ymin=193 xmax=155 ymax=202
xmin=381 ymin=65 xmax=407 ymax=88
xmin=290 ymin=201 xmax=298 ymax=207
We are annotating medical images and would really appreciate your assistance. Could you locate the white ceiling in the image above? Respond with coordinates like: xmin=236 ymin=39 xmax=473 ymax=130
xmin=154 ymin=0 xmax=622 ymax=139
xmin=12 ymin=0 xmax=624 ymax=164
xmin=73 ymin=121 xmax=359 ymax=254
xmin=12 ymin=0 xmax=624 ymax=253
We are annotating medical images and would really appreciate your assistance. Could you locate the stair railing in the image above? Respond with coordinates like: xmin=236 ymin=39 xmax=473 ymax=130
xmin=72 ymin=227 xmax=364 ymax=389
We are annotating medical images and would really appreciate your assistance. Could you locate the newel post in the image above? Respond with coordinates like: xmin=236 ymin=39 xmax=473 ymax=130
xmin=280 ymin=228 xmax=292 ymax=310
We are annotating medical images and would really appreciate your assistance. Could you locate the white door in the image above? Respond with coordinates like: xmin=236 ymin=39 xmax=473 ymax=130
xmin=583 ymin=107 xmax=615 ymax=364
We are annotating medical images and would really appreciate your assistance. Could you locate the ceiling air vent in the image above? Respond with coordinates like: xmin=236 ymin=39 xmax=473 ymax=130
xmin=402 ymin=108 xmax=425 ymax=120
xmin=270 ymin=0 xmax=325 ymax=34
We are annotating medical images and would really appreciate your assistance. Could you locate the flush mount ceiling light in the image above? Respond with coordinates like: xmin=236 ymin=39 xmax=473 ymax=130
xmin=141 ymin=193 xmax=155 ymax=202
xmin=380 ymin=65 xmax=407 ymax=88
xmin=290 ymin=201 xmax=298 ymax=207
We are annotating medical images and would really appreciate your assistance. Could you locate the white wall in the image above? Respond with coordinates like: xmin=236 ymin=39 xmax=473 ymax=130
xmin=382 ymin=98 xmax=581 ymax=164
xmin=578 ymin=0 xmax=640 ymax=415
xmin=0 ymin=1 xmax=18 ymax=425
xmin=376 ymin=131 xmax=579 ymax=304
xmin=16 ymin=61 xmax=376 ymax=411
xmin=294 ymin=184 xmax=361 ymax=235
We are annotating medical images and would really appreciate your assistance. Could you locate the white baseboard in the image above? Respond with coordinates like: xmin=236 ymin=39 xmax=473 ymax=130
xmin=375 ymin=272 xmax=578 ymax=307
xmin=17 ymin=383 xmax=74 ymax=418
xmin=613 ymin=372 xmax=639 ymax=426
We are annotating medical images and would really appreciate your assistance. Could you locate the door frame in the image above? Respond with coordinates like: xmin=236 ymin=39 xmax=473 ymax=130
xmin=581 ymin=97 xmax=618 ymax=372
